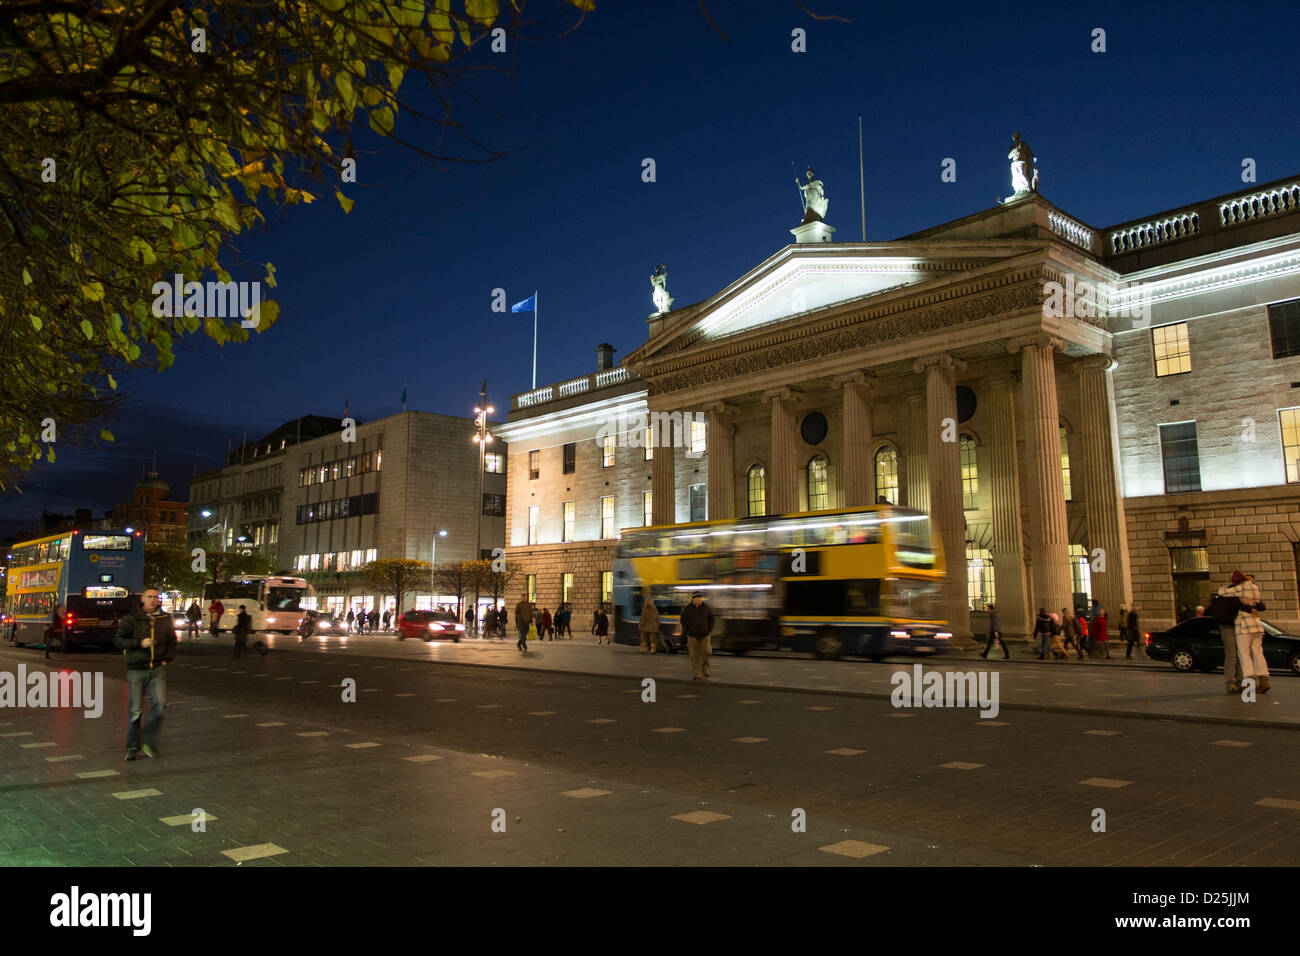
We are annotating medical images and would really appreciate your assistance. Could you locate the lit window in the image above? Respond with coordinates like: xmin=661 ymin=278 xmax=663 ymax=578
xmin=966 ymin=545 xmax=994 ymax=611
xmin=562 ymin=501 xmax=575 ymax=542
xmin=690 ymin=419 xmax=706 ymax=455
xmin=310 ymin=553 xmax=320 ymax=570
xmin=527 ymin=574 xmax=536 ymax=603
xmin=1069 ymin=543 xmax=1092 ymax=602
xmin=1282 ymin=408 xmax=1300 ymax=483
xmin=601 ymin=570 xmax=613 ymax=603
xmin=484 ymin=452 xmax=504 ymax=474
xmin=689 ymin=483 xmax=706 ymax=521
xmin=807 ymin=455 xmax=829 ymax=511
xmin=1060 ymin=425 xmax=1072 ymax=501
xmin=1152 ymin=322 xmax=1191 ymax=376
xmin=874 ymin=445 xmax=899 ymax=505
xmin=365 ymin=549 xmax=376 ymax=562
xmin=375 ymin=450 xmax=382 ymax=471
xmin=645 ymin=427 xmax=654 ymax=461
xmin=747 ymin=464 xmax=766 ymax=517
xmin=529 ymin=450 xmax=540 ymax=480
xmin=562 ymin=572 xmax=574 ymax=603
xmin=959 ymin=435 xmax=979 ymax=510
xmin=601 ymin=496 xmax=615 ymax=538
xmin=642 ymin=490 xmax=653 ymax=527
xmin=528 ymin=506 xmax=540 ymax=545
xmin=602 ymin=434 xmax=615 ymax=468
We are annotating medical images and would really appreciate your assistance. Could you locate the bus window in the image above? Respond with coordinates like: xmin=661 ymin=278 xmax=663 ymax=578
xmin=267 ymin=587 xmax=303 ymax=611
xmin=83 ymin=586 xmax=128 ymax=598
xmin=82 ymin=534 xmax=133 ymax=551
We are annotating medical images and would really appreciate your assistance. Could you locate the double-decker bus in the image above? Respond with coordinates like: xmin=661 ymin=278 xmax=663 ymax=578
xmin=4 ymin=530 xmax=145 ymax=650
xmin=202 ymin=575 xmax=314 ymax=633
xmin=612 ymin=506 xmax=950 ymax=660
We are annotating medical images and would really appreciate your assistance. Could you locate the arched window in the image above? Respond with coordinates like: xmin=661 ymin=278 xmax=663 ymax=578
xmin=807 ymin=455 xmax=829 ymax=511
xmin=747 ymin=464 xmax=766 ymax=517
xmin=960 ymin=434 xmax=979 ymax=510
xmin=1060 ymin=425 xmax=1072 ymax=501
xmin=873 ymin=445 xmax=899 ymax=505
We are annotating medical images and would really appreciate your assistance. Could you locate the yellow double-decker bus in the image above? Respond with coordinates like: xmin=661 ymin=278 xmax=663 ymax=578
xmin=612 ymin=505 xmax=950 ymax=660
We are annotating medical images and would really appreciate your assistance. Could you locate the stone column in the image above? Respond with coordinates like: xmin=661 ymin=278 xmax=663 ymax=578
xmin=914 ymin=353 xmax=971 ymax=640
xmin=1074 ymin=356 xmax=1133 ymax=620
xmin=650 ymin=412 xmax=677 ymax=526
xmin=1008 ymin=334 xmax=1072 ymax=619
xmin=986 ymin=374 xmax=1030 ymax=638
xmin=905 ymin=394 xmax=929 ymax=513
xmin=704 ymin=401 xmax=735 ymax=520
xmin=834 ymin=371 xmax=875 ymax=508
xmin=764 ymin=387 xmax=798 ymax=515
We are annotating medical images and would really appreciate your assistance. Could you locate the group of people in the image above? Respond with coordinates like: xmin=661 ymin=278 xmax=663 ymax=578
xmin=344 ymin=607 xmax=387 ymax=633
xmin=508 ymin=598 xmax=609 ymax=651
xmin=982 ymin=600 xmax=1142 ymax=661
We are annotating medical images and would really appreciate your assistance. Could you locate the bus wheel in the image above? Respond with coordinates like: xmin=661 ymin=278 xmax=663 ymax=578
xmin=814 ymin=630 xmax=843 ymax=661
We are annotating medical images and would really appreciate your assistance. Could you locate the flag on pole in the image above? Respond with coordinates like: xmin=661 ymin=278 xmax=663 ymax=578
xmin=511 ymin=294 xmax=535 ymax=313
xmin=343 ymin=399 xmax=350 ymax=420
xmin=401 ymin=383 xmax=407 ymax=410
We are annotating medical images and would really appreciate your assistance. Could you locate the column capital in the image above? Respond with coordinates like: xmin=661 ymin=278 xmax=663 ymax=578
xmin=702 ymin=400 xmax=734 ymax=415
xmin=1006 ymin=333 xmax=1065 ymax=355
xmin=985 ymin=372 xmax=1019 ymax=390
xmin=1072 ymin=354 xmax=1118 ymax=376
xmin=911 ymin=352 xmax=968 ymax=375
xmin=831 ymin=370 xmax=877 ymax=390
xmin=762 ymin=386 xmax=792 ymax=403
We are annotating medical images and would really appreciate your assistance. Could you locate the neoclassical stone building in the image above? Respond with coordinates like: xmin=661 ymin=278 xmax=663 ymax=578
xmin=498 ymin=157 xmax=1300 ymax=640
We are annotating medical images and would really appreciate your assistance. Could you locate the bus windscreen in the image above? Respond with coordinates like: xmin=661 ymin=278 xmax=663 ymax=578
xmin=82 ymin=534 xmax=133 ymax=550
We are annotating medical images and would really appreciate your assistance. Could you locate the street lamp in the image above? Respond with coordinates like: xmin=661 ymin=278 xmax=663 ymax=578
xmin=431 ymin=528 xmax=447 ymax=610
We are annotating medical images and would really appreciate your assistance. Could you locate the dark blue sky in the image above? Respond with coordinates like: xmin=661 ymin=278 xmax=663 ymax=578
xmin=6 ymin=0 xmax=1299 ymax=535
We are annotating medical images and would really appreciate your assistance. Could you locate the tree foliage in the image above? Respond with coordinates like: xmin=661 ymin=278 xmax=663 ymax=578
xmin=0 ymin=0 xmax=595 ymax=487
xmin=362 ymin=557 xmax=429 ymax=614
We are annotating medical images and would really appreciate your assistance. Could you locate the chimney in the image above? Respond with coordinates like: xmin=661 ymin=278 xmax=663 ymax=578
xmin=596 ymin=343 xmax=615 ymax=371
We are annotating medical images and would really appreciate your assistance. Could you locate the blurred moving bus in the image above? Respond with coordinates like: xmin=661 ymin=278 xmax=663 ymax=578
xmin=202 ymin=575 xmax=314 ymax=633
xmin=612 ymin=506 xmax=949 ymax=660
xmin=4 ymin=530 xmax=145 ymax=650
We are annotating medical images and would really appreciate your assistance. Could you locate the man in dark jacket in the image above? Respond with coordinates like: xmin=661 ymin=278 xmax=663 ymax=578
xmin=980 ymin=604 xmax=1009 ymax=660
xmin=1033 ymin=608 xmax=1053 ymax=660
xmin=514 ymin=595 xmax=533 ymax=653
xmin=1124 ymin=605 xmax=1141 ymax=658
xmin=233 ymin=604 xmax=251 ymax=658
xmin=679 ymin=592 xmax=715 ymax=679
xmin=114 ymin=586 xmax=176 ymax=761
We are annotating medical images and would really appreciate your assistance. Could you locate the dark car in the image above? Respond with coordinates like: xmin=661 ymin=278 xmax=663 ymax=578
xmin=398 ymin=610 xmax=463 ymax=642
xmin=1145 ymin=616 xmax=1300 ymax=675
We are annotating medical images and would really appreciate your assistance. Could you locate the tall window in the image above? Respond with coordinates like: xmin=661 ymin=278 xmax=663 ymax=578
xmin=642 ymin=490 xmax=653 ymax=526
xmin=1281 ymin=407 xmax=1300 ymax=483
xmin=874 ymin=445 xmax=899 ymax=505
xmin=528 ymin=450 xmax=540 ymax=480
xmin=1153 ymin=322 xmax=1191 ymax=376
xmin=1268 ymin=298 xmax=1300 ymax=359
xmin=562 ymin=572 xmax=574 ymax=603
xmin=1159 ymin=422 xmax=1202 ymax=493
xmin=747 ymin=464 xmax=766 ymax=516
xmin=966 ymin=544 xmax=995 ymax=611
xmin=690 ymin=419 xmax=706 ymax=455
xmin=528 ymin=506 xmax=540 ymax=545
xmin=562 ymin=500 xmax=575 ymax=542
xmin=562 ymin=442 xmax=576 ymax=474
xmin=527 ymin=574 xmax=536 ymax=603
xmin=644 ymin=426 xmax=654 ymax=461
xmin=1069 ymin=543 xmax=1092 ymax=602
xmin=807 ymin=455 xmax=829 ymax=510
xmin=482 ymin=493 xmax=506 ymax=517
xmin=484 ymin=452 xmax=504 ymax=474
xmin=600 ymin=496 xmax=615 ymax=538
xmin=602 ymin=434 xmax=616 ymax=467
xmin=1060 ymin=426 xmax=1072 ymax=501
xmin=959 ymin=435 xmax=979 ymax=509
xmin=601 ymin=570 xmax=613 ymax=603
xmin=689 ymin=483 xmax=707 ymax=521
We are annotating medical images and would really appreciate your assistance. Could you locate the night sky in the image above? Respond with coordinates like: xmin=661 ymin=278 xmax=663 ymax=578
xmin=6 ymin=0 xmax=1299 ymax=536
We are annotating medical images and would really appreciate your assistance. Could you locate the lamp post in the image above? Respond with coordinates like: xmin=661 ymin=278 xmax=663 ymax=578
xmin=431 ymin=528 xmax=447 ymax=609
xmin=471 ymin=381 xmax=494 ymax=634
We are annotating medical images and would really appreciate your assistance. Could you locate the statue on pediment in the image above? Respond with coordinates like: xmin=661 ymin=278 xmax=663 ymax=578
xmin=796 ymin=166 xmax=828 ymax=222
xmin=651 ymin=263 xmax=673 ymax=314
xmin=1007 ymin=132 xmax=1039 ymax=197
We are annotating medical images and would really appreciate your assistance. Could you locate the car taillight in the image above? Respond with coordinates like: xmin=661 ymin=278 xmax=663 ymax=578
xmin=1144 ymin=632 xmax=1151 ymax=644
xmin=64 ymin=612 xmax=76 ymax=629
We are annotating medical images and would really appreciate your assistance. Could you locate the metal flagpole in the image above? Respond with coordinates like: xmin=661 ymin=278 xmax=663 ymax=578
xmin=859 ymin=114 xmax=866 ymax=242
xmin=531 ymin=290 xmax=538 ymax=389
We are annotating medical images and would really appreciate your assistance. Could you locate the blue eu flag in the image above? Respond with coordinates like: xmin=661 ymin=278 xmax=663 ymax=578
xmin=511 ymin=294 xmax=535 ymax=313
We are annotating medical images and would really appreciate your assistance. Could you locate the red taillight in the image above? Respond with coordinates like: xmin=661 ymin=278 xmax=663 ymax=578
xmin=64 ymin=613 xmax=76 ymax=629
xmin=1144 ymin=632 xmax=1151 ymax=644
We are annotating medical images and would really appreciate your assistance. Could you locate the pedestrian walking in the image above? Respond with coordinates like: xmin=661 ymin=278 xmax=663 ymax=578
xmin=679 ymin=592 xmax=714 ymax=679
xmin=1219 ymin=570 xmax=1268 ymax=693
xmin=593 ymin=605 xmax=610 ymax=644
xmin=1033 ymin=607 xmax=1052 ymax=659
xmin=369 ymin=609 xmax=379 ymax=632
xmin=980 ymin=604 xmax=1009 ymax=659
xmin=208 ymin=597 xmax=224 ymax=636
xmin=346 ymin=608 xmax=355 ymax=633
xmin=540 ymin=607 xmax=552 ymax=640
xmin=484 ymin=606 xmax=498 ymax=638
xmin=1124 ymin=605 xmax=1141 ymax=658
xmin=45 ymin=602 xmax=65 ymax=659
xmin=561 ymin=604 xmax=573 ymax=638
xmin=185 ymin=601 xmax=202 ymax=641
xmin=514 ymin=595 xmax=533 ymax=653
xmin=233 ymin=604 xmax=251 ymax=658
xmin=498 ymin=605 xmax=508 ymax=633
xmin=640 ymin=597 xmax=661 ymax=653
xmin=1061 ymin=606 xmax=1083 ymax=659
xmin=382 ymin=609 xmax=391 ymax=630
xmin=1094 ymin=607 xmax=1110 ymax=658
xmin=114 ymin=586 xmax=176 ymax=761
xmin=1048 ymin=612 xmax=1066 ymax=660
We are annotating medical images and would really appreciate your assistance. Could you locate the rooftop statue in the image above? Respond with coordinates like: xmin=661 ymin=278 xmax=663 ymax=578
xmin=651 ymin=263 xmax=673 ymax=315
xmin=1007 ymin=131 xmax=1039 ymax=198
xmin=796 ymin=166 xmax=828 ymax=222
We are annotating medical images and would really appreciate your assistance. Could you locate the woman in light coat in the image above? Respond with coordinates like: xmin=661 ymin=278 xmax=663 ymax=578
xmin=639 ymin=598 xmax=660 ymax=653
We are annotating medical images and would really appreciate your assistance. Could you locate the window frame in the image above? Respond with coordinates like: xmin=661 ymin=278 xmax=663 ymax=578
xmin=1152 ymin=321 xmax=1192 ymax=377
